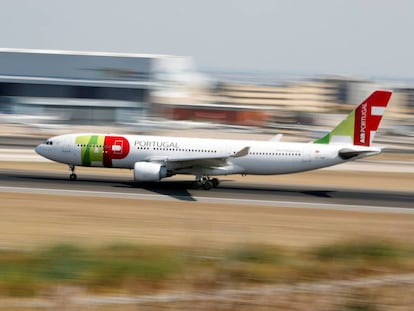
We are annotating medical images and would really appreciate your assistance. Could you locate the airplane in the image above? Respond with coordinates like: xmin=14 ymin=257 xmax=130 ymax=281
xmin=35 ymin=90 xmax=392 ymax=190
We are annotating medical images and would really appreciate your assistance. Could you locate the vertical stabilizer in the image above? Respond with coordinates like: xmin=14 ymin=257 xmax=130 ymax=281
xmin=314 ymin=90 xmax=392 ymax=146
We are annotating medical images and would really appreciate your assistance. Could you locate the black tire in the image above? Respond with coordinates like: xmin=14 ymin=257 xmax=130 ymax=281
xmin=203 ymin=180 xmax=212 ymax=190
xmin=211 ymin=178 xmax=220 ymax=188
xmin=69 ymin=173 xmax=77 ymax=181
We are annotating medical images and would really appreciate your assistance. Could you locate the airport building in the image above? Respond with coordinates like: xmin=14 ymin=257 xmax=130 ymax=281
xmin=0 ymin=48 xmax=411 ymax=130
xmin=0 ymin=48 xmax=205 ymax=125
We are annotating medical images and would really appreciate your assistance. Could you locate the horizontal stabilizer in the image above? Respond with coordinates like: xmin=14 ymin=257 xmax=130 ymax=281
xmin=338 ymin=147 xmax=381 ymax=160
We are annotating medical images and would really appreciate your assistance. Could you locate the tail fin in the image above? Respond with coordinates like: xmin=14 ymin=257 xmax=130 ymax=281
xmin=314 ymin=90 xmax=392 ymax=146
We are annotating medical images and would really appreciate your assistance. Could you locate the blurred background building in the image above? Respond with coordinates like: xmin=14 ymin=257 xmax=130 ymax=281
xmin=0 ymin=48 xmax=413 ymax=138
xmin=0 ymin=48 xmax=207 ymax=126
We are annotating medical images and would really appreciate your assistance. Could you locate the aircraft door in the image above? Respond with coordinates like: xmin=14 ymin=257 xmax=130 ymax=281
xmin=62 ymin=138 xmax=71 ymax=152
xmin=103 ymin=136 xmax=130 ymax=167
xmin=302 ymin=148 xmax=312 ymax=163
xmin=61 ymin=136 xmax=78 ymax=164
xmin=112 ymin=139 xmax=124 ymax=154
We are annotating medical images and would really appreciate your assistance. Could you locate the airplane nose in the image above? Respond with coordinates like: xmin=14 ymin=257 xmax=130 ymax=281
xmin=35 ymin=144 xmax=44 ymax=156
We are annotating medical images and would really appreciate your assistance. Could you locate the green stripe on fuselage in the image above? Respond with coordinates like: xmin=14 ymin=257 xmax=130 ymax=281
xmin=76 ymin=135 xmax=105 ymax=166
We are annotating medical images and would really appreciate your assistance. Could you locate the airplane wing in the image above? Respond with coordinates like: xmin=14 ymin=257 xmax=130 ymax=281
xmin=144 ymin=146 xmax=250 ymax=171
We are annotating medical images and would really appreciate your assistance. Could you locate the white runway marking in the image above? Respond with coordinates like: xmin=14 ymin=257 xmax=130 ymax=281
xmin=0 ymin=185 xmax=412 ymax=214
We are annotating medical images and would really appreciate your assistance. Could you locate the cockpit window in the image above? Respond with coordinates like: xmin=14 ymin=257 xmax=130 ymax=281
xmin=44 ymin=140 xmax=53 ymax=145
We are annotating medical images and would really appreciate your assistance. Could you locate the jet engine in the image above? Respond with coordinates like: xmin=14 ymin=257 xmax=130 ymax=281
xmin=133 ymin=162 xmax=168 ymax=182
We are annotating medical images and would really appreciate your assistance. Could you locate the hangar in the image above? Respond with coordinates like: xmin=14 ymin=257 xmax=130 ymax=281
xmin=0 ymin=48 xmax=200 ymax=125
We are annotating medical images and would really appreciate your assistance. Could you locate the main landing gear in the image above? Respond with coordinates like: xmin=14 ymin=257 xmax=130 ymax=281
xmin=193 ymin=176 xmax=220 ymax=190
xmin=69 ymin=165 xmax=77 ymax=181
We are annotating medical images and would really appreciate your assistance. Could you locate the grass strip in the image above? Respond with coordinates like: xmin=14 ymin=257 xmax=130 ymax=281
xmin=0 ymin=240 xmax=413 ymax=297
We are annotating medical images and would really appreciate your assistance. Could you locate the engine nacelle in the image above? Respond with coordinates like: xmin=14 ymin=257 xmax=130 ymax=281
xmin=133 ymin=162 xmax=168 ymax=182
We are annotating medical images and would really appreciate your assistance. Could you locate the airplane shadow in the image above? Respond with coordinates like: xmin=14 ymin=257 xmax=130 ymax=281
xmin=215 ymin=184 xmax=335 ymax=198
xmin=117 ymin=179 xmax=335 ymax=200
xmin=4 ymin=171 xmax=198 ymax=202
xmin=115 ymin=181 xmax=197 ymax=202
xmin=5 ymin=171 xmax=336 ymax=201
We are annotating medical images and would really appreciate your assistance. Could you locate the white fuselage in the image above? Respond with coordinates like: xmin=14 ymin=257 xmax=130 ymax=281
xmin=35 ymin=133 xmax=373 ymax=177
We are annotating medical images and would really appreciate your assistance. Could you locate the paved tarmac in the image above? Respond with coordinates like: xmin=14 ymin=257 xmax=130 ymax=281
xmin=1 ymin=168 xmax=413 ymax=210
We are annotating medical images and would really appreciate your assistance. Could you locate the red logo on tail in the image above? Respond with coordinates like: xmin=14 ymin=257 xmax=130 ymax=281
xmin=353 ymin=91 xmax=391 ymax=146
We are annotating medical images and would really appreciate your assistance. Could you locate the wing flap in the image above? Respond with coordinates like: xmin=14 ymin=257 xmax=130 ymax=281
xmin=145 ymin=146 xmax=250 ymax=170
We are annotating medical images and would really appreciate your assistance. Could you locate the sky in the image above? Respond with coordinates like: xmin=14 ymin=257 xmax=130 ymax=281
xmin=0 ymin=0 xmax=413 ymax=79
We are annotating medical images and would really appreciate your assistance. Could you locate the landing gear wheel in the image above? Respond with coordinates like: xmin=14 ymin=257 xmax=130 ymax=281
xmin=202 ymin=180 xmax=212 ymax=190
xmin=69 ymin=165 xmax=77 ymax=181
xmin=194 ymin=175 xmax=215 ymax=190
xmin=211 ymin=178 xmax=220 ymax=188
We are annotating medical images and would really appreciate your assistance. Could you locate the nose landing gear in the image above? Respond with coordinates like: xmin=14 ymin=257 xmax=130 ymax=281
xmin=69 ymin=165 xmax=77 ymax=181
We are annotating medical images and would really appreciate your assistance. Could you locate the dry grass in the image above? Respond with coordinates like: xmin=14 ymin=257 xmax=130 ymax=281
xmin=1 ymin=163 xmax=414 ymax=309
xmin=0 ymin=241 xmax=413 ymax=297
xmin=1 ymin=192 xmax=414 ymax=250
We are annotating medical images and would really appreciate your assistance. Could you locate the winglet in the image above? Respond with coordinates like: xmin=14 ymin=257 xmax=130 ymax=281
xmin=314 ymin=90 xmax=392 ymax=146
xmin=269 ymin=134 xmax=283 ymax=142
xmin=232 ymin=146 xmax=250 ymax=158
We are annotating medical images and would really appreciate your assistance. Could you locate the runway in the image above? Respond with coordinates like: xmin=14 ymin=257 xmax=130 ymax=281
xmin=2 ymin=164 xmax=414 ymax=250
xmin=1 ymin=168 xmax=413 ymax=211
